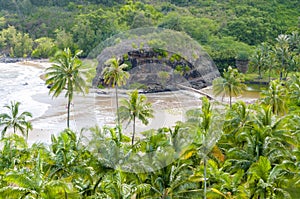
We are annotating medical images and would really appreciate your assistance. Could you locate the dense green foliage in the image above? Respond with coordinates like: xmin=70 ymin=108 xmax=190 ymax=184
xmin=0 ymin=0 xmax=299 ymax=69
xmin=0 ymin=0 xmax=300 ymax=198
xmin=247 ymin=32 xmax=300 ymax=83
xmin=1 ymin=74 xmax=300 ymax=197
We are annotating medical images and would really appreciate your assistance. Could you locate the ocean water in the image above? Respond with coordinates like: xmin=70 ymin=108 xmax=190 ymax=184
xmin=0 ymin=62 xmax=225 ymax=144
xmin=0 ymin=63 xmax=49 ymax=120
xmin=0 ymin=62 xmax=261 ymax=144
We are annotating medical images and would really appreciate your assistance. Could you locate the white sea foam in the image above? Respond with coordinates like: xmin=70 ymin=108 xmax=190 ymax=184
xmin=0 ymin=63 xmax=50 ymax=119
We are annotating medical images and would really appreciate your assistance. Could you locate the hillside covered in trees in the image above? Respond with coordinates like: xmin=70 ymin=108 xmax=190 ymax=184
xmin=1 ymin=1 xmax=300 ymax=198
xmin=0 ymin=0 xmax=299 ymax=69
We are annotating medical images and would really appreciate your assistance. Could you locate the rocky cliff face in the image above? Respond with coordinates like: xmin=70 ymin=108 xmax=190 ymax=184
xmin=92 ymin=28 xmax=220 ymax=92
xmin=93 ymin=48 xmax=220 ymax=92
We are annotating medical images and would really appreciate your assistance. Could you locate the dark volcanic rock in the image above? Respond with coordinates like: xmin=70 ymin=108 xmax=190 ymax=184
xmin=0 ymin=57 xmax=26 ymax=63
xmin=92 ymin=29 xmax=220 ymax=92
xmin=93 ymin=48 xmax=220 ymax=92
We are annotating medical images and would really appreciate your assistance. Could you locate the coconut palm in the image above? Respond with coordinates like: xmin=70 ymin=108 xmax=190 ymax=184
xmin=221 ymin=101 xmax=254 ymax=150
xmin=212 ymin=66 xmax=247 ymax=108
xmin=119 ymin=90 xmax=153 ymax=145
xmin=224 ymin=104 xmax=295 ymax=174
xmin=250 ymin=42 xmax=270 ymax=79
xmin=0 ymin=134 xmax=29 ymax=170
xmin=274 ymin=34 xmax=291 ymax=80
xmin=288 ymin=74 xmax=300 ymax=108
xmin=102 ymin=57 xmax=130 ymax=126
xmin=197 ymin=97 xmax=224 ymax=199
xmin=149 ymin=158 xmax=201 ymax=198
xmin=260 ymin=79 xmax=288 ymax=115
xmin=45 ymin=48 xmax=87 ymax=128
xmin=182 ymin=97 xmax=223 ymax=199
xmin=0 ymin=101 xmax=32 ymax=139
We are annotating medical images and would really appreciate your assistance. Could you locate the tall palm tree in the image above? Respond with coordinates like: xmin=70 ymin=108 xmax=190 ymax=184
xmin=288 ymin=74 xmax=300 ymax=108
xmin=260 ymin=80 xmax=288 ymax=115
xmin=102 ymin=57 xmax=130 ymax=126
xmin=274 ymin=34 xmax=291 ymax=80
xmin=45 ymin=48 xmax=87 ymax=128
xmin=0 ymin=101 xmax=32 ymax=139
xmin=212 ymin=66 xmax=247 ymax=108
xmin=119 ymin=90 xmax=153 ymax=145
xmin=250 ymin=42 xmax=270 ymax=79
xmin=182 ymin=97 xmax=223 ymax=199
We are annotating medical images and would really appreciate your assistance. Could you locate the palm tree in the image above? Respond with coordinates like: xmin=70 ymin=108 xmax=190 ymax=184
xmin=150 ymin=159 xmax=201 ymax=198
xmin=221 ymin=101 xmax=253 ymax=149
xmin=212 ymin=66 xmax=247 ymax=108
xmin=119 ymin=90 xmax=153 ymax=145
xmin=45 ymin=48 xmax=87 ymax=128
xmin=0 ymin=101 xmax=32 ymax=139
xmin=250 ymin=42 xmax=270 ymax=79
xmin=0 ymin=134 xmax=29 ymax=171
xmin=182 ymin=97 xmax=223 ymax=199
xmin=288 ymin=74 xmax=300 ymax=108
xmin=274 ymin=34 xmax=291 ymax=80
xmin=223 ymin=104 xmax=295 ymax=174
xmin=260 ymin=80 xmax=288 ymax=115
xmin=102 ymin=57 xmax=130 ymax=126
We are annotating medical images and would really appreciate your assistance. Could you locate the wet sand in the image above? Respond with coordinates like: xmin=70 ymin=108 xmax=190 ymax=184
xmin=28 ymin=88 xmax=202 ymax=145
xmin=15 ymin=61 xmax=259 ymax=145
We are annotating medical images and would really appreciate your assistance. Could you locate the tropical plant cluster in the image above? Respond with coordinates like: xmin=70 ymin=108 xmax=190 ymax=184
xmin=249 ymin=32 xmax=300 ymax=81
xmin=0 ymin=0 xmax=299 ymax=69
xmin=1 ymin=72 xmax=300 ymax=198
xmin=0 ymin=0 xmax=299 ymax=198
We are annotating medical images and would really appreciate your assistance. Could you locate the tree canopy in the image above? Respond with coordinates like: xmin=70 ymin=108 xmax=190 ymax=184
xmin=0 ymin=0 xmax=298 ymax=70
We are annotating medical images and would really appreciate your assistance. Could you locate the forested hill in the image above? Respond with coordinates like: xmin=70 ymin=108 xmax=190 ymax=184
xmin=0 ymin=0 xmax=299 ymax=65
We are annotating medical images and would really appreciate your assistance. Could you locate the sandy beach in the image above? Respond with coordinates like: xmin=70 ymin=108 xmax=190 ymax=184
xmin=28 ymin=87 xmax=201 ymax=145
xmin=2 ymin=60 xmax=258 ymax=145
xmin=10 ymin=60 xmax=201 ymax=145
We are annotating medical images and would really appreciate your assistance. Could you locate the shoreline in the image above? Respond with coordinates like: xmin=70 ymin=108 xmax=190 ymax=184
xmin=1 ymin=60 xmax=259 ymax=145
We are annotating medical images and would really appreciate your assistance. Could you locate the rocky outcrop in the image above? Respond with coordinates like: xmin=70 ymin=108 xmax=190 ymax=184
xmin=0 ymin=57 xmax=27 ymax=63
xmin=93 ymin=48 xmax=220 ymax=92
xmin=92 ymin=28 xmax=220 ymax=92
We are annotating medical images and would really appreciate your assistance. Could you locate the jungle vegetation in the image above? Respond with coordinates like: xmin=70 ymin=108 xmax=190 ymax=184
xmin=0 ymin=0 xmax=299 ymax=71
xmin=0 ymin=74 xmax=300 ymax=198
xmin=0 ymin=0 xmax=300 ymax=198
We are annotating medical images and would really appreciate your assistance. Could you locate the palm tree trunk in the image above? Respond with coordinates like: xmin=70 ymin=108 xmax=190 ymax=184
xmin=67 ymin=98 xmax=71 ymax=128
xmin=132 ymin=116 xmax=136 ymax=145
xmin=229 ymin=86 xmax=232 ymax=108
xmin=280 ymin=56 xmax=284 ymax=81
xmin=203 ymin=157 xmax=207 ymax=199
xmin=64 ymin=189 xmax=68 ymax=199
xmin=268 ymin=67 xmax=271 ymax=83
xmin=115 ymin=85 xmax=120 ymax=126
